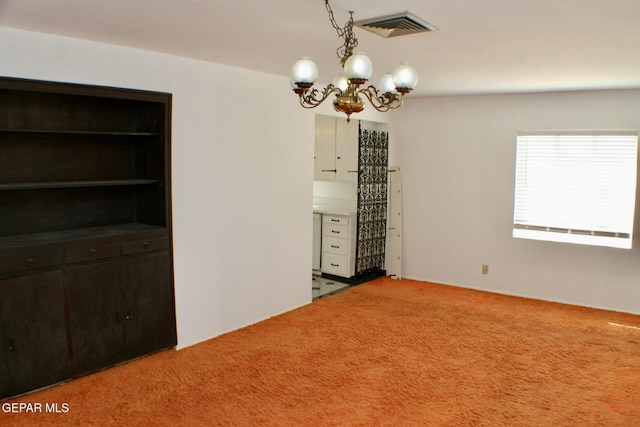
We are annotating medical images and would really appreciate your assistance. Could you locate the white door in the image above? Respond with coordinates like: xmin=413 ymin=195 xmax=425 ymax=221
xmin=386 ymin=166 xmax=402 ymax=279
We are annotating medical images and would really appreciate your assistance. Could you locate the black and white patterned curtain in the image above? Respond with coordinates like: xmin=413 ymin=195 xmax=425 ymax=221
xmin=356 ymin=127 xmax=388 ymax=276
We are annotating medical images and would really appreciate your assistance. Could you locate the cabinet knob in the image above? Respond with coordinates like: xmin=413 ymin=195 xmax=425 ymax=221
xmin=8 ymin=339 xmax=16 ymax=351
xmin=89 ymin=248 xmax=97 ymax=257
xmin=115 ymin=312 xmax=123 ymax=323
xmin=143 ymin=242 xmax=150 ymax=250
xmin=125 ymin=312 xmax=133 ymax=321
xmin=26 ymin=258 xmax=35 ymax=267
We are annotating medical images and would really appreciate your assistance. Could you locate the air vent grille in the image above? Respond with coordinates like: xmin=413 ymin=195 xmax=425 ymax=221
xmin=355 ymin=12 xmax=436 ymax=38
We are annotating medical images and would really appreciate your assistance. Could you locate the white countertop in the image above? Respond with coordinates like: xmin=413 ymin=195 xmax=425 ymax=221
xmin=313 ymin=197 xmax=357 ymax=216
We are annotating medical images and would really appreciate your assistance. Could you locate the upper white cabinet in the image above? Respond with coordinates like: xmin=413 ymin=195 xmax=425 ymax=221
xmin=314 ymin=115 xmax=359 ymax=182
xmin=335 ymin=118 xmax=359 ymax=181
xmin=314 ymin=115 xmax=337 ymax=181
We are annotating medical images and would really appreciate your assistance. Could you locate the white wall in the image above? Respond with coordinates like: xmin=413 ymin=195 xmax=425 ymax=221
xmin=0 ymin=27 xmax=314 ymax=348
xmin=390 ymin=90 xmax=640 ymax=314
xmin=7 ymin=26 xmax=636 ymax=344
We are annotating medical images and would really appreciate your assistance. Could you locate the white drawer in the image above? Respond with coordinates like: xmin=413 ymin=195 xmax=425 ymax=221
xmin=322 ymin=236 xmax=349 ymax=256
xmin=322 ymin=253 xmax=349 ymax=276
xmin=323 ymin=215 xmax=350 ymax=226
xmin=323 ymin=223 xmax=349 ymax=238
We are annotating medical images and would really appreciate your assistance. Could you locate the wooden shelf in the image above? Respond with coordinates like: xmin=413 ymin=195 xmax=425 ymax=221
xmin=0 ymin=180 xmax=162 ymax=191
xmin=0 ymin=223 xmax=166 ymax=250
xmin=0 ymin=129 xmax=158 ymax=137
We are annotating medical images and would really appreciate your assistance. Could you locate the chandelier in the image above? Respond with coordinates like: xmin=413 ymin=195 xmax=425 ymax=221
xmin=290 ymin=0 xmax=419 ymax=122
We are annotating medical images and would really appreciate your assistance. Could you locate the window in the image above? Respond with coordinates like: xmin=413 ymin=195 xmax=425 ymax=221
xmin=513 ymin=133 xmax=638 ymax=249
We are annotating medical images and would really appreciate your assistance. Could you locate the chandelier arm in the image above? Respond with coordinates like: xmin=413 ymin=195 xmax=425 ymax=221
xmin=299 ymin=84 xmax=342 ymax=109
xmin=358 ymin=86 xmax=405 ymax=112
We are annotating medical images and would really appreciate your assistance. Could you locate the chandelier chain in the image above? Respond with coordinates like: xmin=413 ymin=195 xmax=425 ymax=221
xmin=324 ymin=0 xmax=358 ymax=66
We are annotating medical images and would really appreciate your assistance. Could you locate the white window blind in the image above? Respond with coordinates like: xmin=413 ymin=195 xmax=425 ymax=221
xmin=513 ymin=133 xmax=638 ymax=249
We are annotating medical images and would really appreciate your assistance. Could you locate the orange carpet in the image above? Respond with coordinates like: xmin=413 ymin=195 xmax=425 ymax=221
xmin=2 ymin=277 xmax=640 ymax=426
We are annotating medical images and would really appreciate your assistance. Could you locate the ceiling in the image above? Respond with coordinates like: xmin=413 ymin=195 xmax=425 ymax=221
xmin=2 ymin=0 xmax=640 ymax=97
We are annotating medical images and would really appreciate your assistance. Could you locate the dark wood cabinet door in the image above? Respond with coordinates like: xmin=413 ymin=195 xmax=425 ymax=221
xmin=0 ymin=323 xmax=10 ymax=397
xmin=66 ymin=262 xmax=126 ymax=376
xmin=0 ymin=271 xmax=70 ymax=398
xmin=122 ymin=252 xmax=176 ymax=359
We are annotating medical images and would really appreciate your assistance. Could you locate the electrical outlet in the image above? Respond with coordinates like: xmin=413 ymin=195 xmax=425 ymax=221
xmin=482 ymin=264 xmax=489 ymax=274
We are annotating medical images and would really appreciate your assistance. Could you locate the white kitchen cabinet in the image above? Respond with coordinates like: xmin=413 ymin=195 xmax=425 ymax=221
xmin=314 ymin=115 xmax=359 ymax=182
xmin=314 ymin=115 xmax=337 ymax=181
xmin=313 ymin=213 xmax=321 ymax=272
xmin=335 ymin=118 xmax=359 ymax=182
xmin=321 ymin=214 xmax=356 ymax=278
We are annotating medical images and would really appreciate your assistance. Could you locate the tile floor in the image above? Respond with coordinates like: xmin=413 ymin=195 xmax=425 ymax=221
xmin=312 ymin=274 xmax=350 ymax=300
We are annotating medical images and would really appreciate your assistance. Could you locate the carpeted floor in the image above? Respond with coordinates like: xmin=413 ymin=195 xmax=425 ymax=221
xmin=2 ymin=277 xmax=640 ymax=426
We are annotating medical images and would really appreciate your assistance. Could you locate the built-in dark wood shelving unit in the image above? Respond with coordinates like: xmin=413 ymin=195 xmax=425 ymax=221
xmin=0 ymin=76 xmax=176 ymax=399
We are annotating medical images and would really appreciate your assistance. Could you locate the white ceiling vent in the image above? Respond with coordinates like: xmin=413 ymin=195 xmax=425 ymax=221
xmin=355 ymin=12 xmax=436 ymax=38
